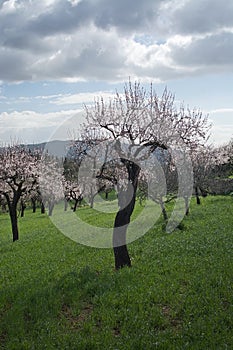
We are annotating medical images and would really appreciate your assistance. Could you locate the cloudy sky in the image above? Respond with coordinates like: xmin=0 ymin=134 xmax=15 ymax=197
xmin=0 ymin=0 xmax=232 ymax=145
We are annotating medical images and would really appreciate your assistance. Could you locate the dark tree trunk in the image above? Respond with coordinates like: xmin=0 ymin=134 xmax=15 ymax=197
xmin=184 ymin=196 xmax=190 ymax=215
xmin=195 ymin=186 xmax=201 ymax=205
xmin=32 ymin=199 xmax=37 ymax=213
xmin=1 ymin=203 xmax=7 ymax=212
xmin=41 ymin=201 xmax=45 ymax=214
xmin=72 ymin=196 xmax=82 ymax=212
xmin=200 ymin=187 xmax=208 ymax=198
xmin=73 ymin=199 xmax=79 ymax=212
xmin=105 ymin=191 xmax=109 ymax=200
xmin=20 ymin=201 xmax=26 ymax=217
xmin=5 ymin=190 xmax=21 ymax=242
xmin=10 ymin=205 xmax=19 ymax=242
xmin=113 ymin=205 xmax=133 ymax=269
xmin=113 ymin=161 xmax=140 ymax=270
xmin=113 ymin=243 xmax=131 ymax=269
xmin=159 ymin=198 xmax=168 ymax=221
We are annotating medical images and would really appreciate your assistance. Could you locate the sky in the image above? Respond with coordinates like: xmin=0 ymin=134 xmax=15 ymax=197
xmin=0 ymin=0 xmax=232 ymax=146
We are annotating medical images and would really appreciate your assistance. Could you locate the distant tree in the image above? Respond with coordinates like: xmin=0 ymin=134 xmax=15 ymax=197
xmin=147 ymin=149 xmax=179 ymax=221
xmin=75 ymin=132 xmax=113 ymax=208
xmin=0 ymin=145 xmax=39 ymax=241
xmin=191 ymin=146 xmax=215 ymax=204
xmin=205 ymin=140 xmax=233 ymax=195
xmin=38 ymin=154 xmax=64 ymax=216
xmin=100 ymin=179 xmax=114 ymax=200
xmin=81 ymin=80 xmax=210 ymax=269
xmin=213 ymin=139 xmax=233 ymax=179
xmin=0 ymin=194 xmax=7 ymax=213
xmin=19 ymin=195 xmax=27 ymax=218
xmin=64 ymin=180 xmax=84 ymax=212
xmin=29 ymin=185 xmax=41 ymax=213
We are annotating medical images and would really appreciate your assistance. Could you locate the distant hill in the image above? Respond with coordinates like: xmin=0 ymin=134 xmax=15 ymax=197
xmin=27 ymin=140 xmax=72 ymax=158
xmin=1 ymin=139 xmax=168 ymax=162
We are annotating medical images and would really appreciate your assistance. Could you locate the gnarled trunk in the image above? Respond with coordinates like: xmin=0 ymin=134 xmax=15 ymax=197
xmin=184 ymin=196 xmax=190 ymax=215
xmin=32 ymin=198 xmax=37 ymax=213
xmin=195 ymin=186 xmax=201 ymax=205
xmin=113 ymin=207 xmax=132 ymax=269
xmin=9 ymin=205 xmax=19 ymax=242
xmin=5 ymin=191 xmax=21 ymax=242
xmin=20 ymin=201 xmax=26 ymax=217
xmin=113 ymin=161 xmax=140 ymax=270
xmin=41 ymin=201 xmax=45 ymax=214
xmin=73 ymin=199 xmax=79 ymax=212
xmin=159 ymin=198 xmax=168 ymax=221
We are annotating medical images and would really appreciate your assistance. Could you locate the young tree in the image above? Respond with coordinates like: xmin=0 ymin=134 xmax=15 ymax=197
xmin=29 ymin=185 xmax=41 ymax=213
xmin=74 ymin=132 xmax=116 ymax=208
xmin=149 ymin=153 xmax=178 ymax=221
xmin=205 ymin=140 xmax=233 ymax=195
xmin=0 ymin=145 xmax=39 ymax=241
xmin=82 ymin=80 xmax=210 ymax=269
xmin=38 ymin=154 xmax=64 ymax=216
xmin=213 ymin=139 xmax=233 ymax=179
xmin=64 ymin=180 xmax=84 ymax=212
xmin=0 ymin=194 xmax=7 ymax=213
xmin=191 ymin=146 xmax=215 ymax=204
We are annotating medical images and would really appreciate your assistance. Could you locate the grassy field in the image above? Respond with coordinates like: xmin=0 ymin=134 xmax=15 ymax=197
xmin=0 ymin=195 xmax=233 ymax=349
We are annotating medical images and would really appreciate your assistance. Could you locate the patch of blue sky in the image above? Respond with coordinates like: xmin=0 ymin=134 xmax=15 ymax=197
xmin=133 ymin=34 xmax=165 ymax=46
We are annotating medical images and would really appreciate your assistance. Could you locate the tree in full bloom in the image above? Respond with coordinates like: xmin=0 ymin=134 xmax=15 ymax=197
xmin=81 ymin=80 xmax=211 ymax=269
xmin=0 ymin=145 xmax=39 ymax=241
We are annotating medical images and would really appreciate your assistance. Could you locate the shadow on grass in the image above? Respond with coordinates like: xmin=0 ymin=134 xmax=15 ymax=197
xmin=0 ymin=266 xmax=116 ymax=349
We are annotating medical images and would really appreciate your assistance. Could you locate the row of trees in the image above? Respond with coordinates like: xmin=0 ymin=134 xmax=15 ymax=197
xmin=0 ymin=81 xmax=232 ymax=268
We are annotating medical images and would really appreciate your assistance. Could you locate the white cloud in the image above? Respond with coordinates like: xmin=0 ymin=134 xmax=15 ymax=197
xmin=51 ymin=91 xmax=116 ymax=105
xmin=209 ymin=124 xmax=233 ymax=146
xmin=208 ymin=109 xmax=233 ymax=145
xmin=0 ymin=0 xmax=233 ymax=83
xmin=0 ymin=108 xmax=84 ymax=144
xmin=210 ymin=108 xmax=233 ymax=114
xmin=1 ymin=0 xmax=18 ymax=13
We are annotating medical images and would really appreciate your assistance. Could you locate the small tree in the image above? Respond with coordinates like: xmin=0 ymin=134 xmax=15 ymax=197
xmin=64 ymin=180 xmax=84 ymax=212
xmin=145 ymin=148 xmax=180 ymax=220
xmin=29 ymin=185 xmax=41 ymax=213
xmin=0 ymin=145 xmax=39 ymax=241
xmin=213 ymin=140 xmax=233 ymax=179
xmin=38 ymin=154 xmax=64 ymax=216
xmin=191 ymin=146 xmax=215 ymax=204
xmin=0 ymin=194 xmax=7 ymax=213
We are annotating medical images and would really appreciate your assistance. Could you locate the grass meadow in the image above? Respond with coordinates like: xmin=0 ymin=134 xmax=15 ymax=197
xmin=0 ymin=195 xmax=233 ymax=349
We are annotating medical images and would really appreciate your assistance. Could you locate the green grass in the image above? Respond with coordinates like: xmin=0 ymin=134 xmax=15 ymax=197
xmin=0 ymin=196 xmax=233 ymax=349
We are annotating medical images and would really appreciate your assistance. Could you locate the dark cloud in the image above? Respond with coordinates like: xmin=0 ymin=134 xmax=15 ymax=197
xmin=0 ymin=0 xmax=233 ymax=83
xmin=28 ymin=1 xmax=91 ymax=36
xmin=171 ymin=0 xmax=233 ymax=35
xmin=92 ymin=0 xmax=159 ymax=32
xmin=172 ymin=32 xmax=233 ymax=67
xmin=27 ymin=0 xmax=161 ymax=36
xmin=30 ymin=29 xmax=127 ymax=81
xmin=0 ymin=49 xmax=33 ymax=80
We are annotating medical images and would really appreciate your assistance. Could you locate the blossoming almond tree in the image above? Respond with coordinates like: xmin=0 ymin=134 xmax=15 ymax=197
xmin=82 ymin=80 xmax=211 ymax=269
xmin=64 ymin=180 xmax=84 ymax=212
xmin=0 ymin=145 xmax=39 ymax=241
xmin=38 ymin=154 xmax=65 ymax=216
